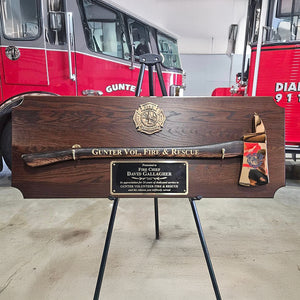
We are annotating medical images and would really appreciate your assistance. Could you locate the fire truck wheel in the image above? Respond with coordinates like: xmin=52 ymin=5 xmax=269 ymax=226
xmin=1 ymin=118 xmax=12 ymax=170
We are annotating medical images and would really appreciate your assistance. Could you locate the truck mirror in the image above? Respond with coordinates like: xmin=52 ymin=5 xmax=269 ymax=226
xmin=226 ymin=24 xmax=238 ymax=55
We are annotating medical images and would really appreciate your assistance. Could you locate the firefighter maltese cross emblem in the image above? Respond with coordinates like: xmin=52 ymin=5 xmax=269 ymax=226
xmin=133 ymin=102 xmax=166 ymax=135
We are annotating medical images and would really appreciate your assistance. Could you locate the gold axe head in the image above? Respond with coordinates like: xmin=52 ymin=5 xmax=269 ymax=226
xmin=239 ymin=113 xmax=269 ymax=187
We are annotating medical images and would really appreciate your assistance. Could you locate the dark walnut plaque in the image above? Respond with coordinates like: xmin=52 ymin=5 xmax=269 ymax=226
xmin=12 ymin=96 xmax=285 ymax=198
xmin=111 ymin=161 xmax=188 ymax=195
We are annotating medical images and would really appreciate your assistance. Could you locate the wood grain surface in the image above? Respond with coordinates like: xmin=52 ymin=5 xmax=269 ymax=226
xmin=12 ymin=96 xmax=285 ymax=198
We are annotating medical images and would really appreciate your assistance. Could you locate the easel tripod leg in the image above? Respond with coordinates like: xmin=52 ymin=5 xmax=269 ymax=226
xmin=154 ymin=197 xmax=159 ymax=240
xmin=135 ymin=63 xmax=146 ymax=96
xmin=148 ymin=65 xmax=154 ymax=96
xmin=155 ymin=63 xmax=168 ymax=96
xmin=189 ymin=197 xmax=222 ymax=300
xmin=93 ymin=196 xmax=119 ymax=300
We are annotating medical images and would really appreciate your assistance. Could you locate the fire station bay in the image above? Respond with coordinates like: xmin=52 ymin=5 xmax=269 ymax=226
xmin=0 ymin=1 xmax=299 ymax=300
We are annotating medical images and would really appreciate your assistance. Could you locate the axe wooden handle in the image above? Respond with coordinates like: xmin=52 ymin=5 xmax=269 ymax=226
xmin=22 ymin=141 xmax=244 ymax=168
xmin=243 ymin=133 xmax=266 ymax=142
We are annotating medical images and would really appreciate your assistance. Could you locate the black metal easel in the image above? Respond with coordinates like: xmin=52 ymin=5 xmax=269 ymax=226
xmin=93 ymin=54 xmax=222 ymax=299
xmin=93 ymin=196 xmax=221 ymax=300
xmin=135 ymin=53 xmax=167 ymax=241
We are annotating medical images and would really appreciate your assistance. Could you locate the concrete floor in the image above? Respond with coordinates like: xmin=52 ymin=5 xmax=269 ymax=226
xmin=0 ymin=160 xmax=300 ymax=300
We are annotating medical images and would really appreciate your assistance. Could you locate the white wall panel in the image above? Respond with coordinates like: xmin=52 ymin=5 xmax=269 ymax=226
xmin=181 ymin=54 xmax=243 ymax=96
xmin=110 ymin=0 xmax=248 ymax=96
xmin=111 ymin=0 xmax=248 ymax=54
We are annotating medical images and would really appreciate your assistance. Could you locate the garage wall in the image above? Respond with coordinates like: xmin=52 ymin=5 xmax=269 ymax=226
xmin=111 ymin=0 xmax=248 ymax=54
xmin=111 ymin=0 xmax=248 ymax=96
xmin=181 ymin=54 xmax=243 ymax=96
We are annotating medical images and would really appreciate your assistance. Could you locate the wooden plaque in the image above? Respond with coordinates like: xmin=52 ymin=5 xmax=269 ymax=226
xmin=12 ymin=96 xmax=285 ymax=198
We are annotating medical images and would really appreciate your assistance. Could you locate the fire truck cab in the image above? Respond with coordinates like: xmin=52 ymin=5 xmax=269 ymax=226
xmin=212 ymin=0 xmax=300 ymax=152
xmin=0 ymin=0 xmax=184 ymax=170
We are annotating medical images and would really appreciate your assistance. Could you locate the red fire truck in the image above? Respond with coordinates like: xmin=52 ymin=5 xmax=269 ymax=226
xmin=0 ymin=0 xmax=184 ymax=170
xmin=213 ymin=0 xmax=300 ymax=152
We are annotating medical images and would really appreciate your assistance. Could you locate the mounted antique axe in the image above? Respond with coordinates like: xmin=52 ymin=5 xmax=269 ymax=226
xmin=21 ymin=114 xmax=268 ymax=186
xmin=239 ymin=113 xmax=269 ymax=186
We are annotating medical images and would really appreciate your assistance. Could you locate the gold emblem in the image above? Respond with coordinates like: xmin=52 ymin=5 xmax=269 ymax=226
xmin=133 ymin=102 xmax=166 ymax=135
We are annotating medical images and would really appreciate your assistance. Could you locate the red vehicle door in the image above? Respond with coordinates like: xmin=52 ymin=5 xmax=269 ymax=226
xmin=73 ymin=0 xmax=152 ymax=97
xmin=44 ymin=0 xmax=77 ymax=96
xmin=0 ymin=0 xmax=77 ymax=102
xmin=0 ymin=0 xmax=49 ymax=100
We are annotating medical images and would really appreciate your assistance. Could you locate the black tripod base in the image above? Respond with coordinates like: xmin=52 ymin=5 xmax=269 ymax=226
xmin=154 ymin=197 xmax=159 ymax=240
xmin=93 ymin=196 xmax=119 ymax=300
xmin=93 ymin=196 xmax=222 ymax=300
xmin=189 ymin=196 xmax=222 ymax=300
